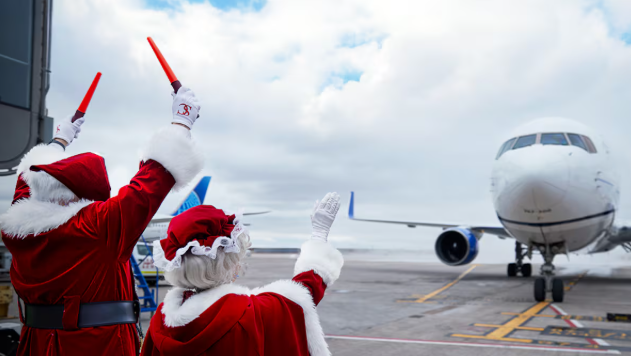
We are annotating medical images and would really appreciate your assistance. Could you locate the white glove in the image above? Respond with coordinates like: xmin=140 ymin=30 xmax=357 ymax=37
xmin=310 ymin=192 xmax=341 ymax=242
xmin=53 ymin=115 xmax=85 ymax=146
xmin=171 ymin=87 xmax=200 ymax=129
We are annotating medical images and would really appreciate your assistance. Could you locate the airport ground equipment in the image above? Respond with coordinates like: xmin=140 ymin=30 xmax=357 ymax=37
xmin=130 ymin=235 xmax=159 ymax=316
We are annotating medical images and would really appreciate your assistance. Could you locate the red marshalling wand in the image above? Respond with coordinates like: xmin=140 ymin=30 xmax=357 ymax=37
xmin=147 ymin=37 xmax=182 ymax=93
xmin=71 ymin=72 xmax=102 ymax=122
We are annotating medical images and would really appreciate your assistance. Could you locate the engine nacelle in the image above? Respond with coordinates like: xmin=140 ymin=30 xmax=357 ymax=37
xmin=435 ymin=227 xmax=479 ymax=266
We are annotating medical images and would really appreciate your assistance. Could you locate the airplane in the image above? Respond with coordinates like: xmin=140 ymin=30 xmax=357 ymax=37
xmin=349 ymin=117 xmax=631 ymax=303
xmin=142 ymin=176 xmax=270 ymax=241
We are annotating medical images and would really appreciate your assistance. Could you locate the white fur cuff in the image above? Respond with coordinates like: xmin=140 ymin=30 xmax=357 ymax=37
xmin=140 ymin=125 xmax=204 ymax=191
xmin=294 ymin=240 xmax=344 ymax=286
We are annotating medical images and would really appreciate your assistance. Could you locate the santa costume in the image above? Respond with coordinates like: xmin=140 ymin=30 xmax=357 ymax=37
xmin=0 ymin=88 xmax=203 ymax=355
xmin=141 ymin=193 xmax=344 ymax=356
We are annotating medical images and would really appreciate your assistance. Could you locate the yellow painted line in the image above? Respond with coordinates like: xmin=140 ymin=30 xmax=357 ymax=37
xmin=502 ymin=312 xmax=555 ymax=318
xmin=451 ymin=334 xmax=532 ymax=343
xmin=485 ymin=302 xmax=549 ymax=339
xmin=413 ymin=265 xmax=478 ymax=303
xmin=475 ymin=324 xmax=545 ymax=332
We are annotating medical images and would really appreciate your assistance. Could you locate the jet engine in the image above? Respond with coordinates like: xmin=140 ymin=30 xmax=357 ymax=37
xmin=435 ymin=227 xmax=480 ymax=266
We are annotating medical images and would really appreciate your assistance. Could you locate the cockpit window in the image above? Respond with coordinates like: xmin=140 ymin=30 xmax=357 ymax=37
xmin=496 ymin=137 xmax=516 ymax=159
xmin=540 ymin=133 xmax=568 ymax=146
xmin=512 ymin=134 xmax=537 ymax=150
xmin=582 ymin=135 xmax=597 ymax=153
xmin=567 ymin=133 xmax=588 ymax=151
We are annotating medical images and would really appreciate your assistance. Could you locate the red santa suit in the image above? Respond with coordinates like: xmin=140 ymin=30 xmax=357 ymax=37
xmin=140 ymin=206 xmax=344 ymax=356
xmin=0 ymin=125 xmax=203 ymax=356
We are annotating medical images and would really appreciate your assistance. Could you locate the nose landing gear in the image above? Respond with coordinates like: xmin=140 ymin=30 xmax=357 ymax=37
xmin=533 ymin=245 xmax=564 ymax=302
xmin=507 ymin=242 xmax=532 ymax=277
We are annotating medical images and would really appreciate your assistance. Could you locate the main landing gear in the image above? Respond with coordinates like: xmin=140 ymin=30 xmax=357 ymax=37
xmin=507 ymin=242 xmax=532 ymax=277
xmin=533 ymin=245 xmax=564 ymax=303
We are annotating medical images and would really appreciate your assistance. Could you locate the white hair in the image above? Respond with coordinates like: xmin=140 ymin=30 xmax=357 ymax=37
xmin=165 ymin=232 xmax=252 ymax=290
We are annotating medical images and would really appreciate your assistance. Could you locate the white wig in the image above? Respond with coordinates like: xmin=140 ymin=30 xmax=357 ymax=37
xmin=165 ymin=232 xmax=252 ymax=290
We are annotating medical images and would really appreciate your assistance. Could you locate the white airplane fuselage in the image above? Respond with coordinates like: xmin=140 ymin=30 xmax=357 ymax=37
xmin=491 ymin=118 xmax=619 ymax=252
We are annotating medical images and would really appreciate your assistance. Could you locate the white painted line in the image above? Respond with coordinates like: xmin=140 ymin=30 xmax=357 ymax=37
xmin=326 ymin=335 xmax=619 ymax=354
xmin=550 ymin=304 xmax=611 ymax=347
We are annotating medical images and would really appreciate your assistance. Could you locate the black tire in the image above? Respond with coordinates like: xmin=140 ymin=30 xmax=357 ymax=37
xmin=507 ymin=263 xmax=518 ymax=277
xmin=534 ymin=277 xmax=546 ymax=302
xmin=521 ymin=263 xmax=532 ymax=277
xmin=552 ymin=278 xmax=564 ymax=303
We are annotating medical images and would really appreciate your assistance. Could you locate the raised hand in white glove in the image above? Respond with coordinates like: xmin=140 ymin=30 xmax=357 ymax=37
xmin=310 ymin=192 xmax=341 ymax=242
xmin=171 ymin=87 xmax=200 ymax=129
xmin=53 ymin=115 xmax=85 ymax=146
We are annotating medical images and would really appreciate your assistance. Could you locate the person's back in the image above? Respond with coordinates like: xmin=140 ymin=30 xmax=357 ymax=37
xmin=141 ymin=194 xmax=344 ymax=356
xmin=0 ymin=87 xmax=203 ymax=355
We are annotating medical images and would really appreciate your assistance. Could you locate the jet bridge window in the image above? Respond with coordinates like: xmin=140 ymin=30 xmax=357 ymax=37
xmin=496 ymin=137 xmax=516 ymax=159
xmin=540 ymin=133 xmax=569 ymax=146
xmin=512 ymin=134 xmax=537 ymax=150
xmin=0 ymin=0 xmax=33 ymax=109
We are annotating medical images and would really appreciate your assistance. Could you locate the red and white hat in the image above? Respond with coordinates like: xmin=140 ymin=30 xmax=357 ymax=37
xmin=23 ymin=151 xmax=111 ymax=202
xmin=153 ymin=205 xmax=246 ymax=271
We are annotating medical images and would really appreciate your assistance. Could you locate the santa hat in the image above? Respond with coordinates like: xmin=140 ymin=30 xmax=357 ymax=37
xmin=153 ymin=205 xmax=246 ymax=272
xmin=21 ymin=149 xmax=111 ymax=203
xmin=29 ymin=153 xmax=111 ymax=202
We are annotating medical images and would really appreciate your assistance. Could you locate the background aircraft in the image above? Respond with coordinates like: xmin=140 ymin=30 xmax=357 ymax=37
xmin=142 ymin=176 xmax=270 ymax=241
xmin=349 ymin=117 xmax=631 ymax=303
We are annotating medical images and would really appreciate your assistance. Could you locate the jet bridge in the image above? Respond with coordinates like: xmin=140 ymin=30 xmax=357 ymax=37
xmin=0 ymin=0 xmax=54 ymax=175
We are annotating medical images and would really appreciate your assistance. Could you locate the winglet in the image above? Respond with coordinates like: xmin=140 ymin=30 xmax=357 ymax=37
xmin=349 ymin=191 xmax=355 ymax=219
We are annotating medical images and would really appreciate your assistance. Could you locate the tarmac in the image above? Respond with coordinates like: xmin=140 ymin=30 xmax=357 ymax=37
xmin=3 ymin=253 xmax=631 ymax=355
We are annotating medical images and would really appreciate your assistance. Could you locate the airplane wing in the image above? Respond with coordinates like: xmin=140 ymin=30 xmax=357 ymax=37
xmin=348 ymin=192 xmax=512 ymax=238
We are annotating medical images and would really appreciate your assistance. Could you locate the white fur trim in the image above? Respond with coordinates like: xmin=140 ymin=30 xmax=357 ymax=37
xmin=253 ymin=280 xmax=330 ymax=356
xmin=294 ymin=240 xmax=344 ymax=286
xmin=0 ymin=199 xmax=94 ymax=238
xmin=141 ymin=125 xmax=203 ymax=191
xmin=16 ymin=144 xmax=78 ymax=203
xmin=161 ymin=284 xmax=251 ymax=328
xmin=161 ymin=281 xmax=330 ymax=356
xmin=153 ymin=237 xmax=240 ymax=272
xmin=17 ymin=143 xmax=68 ymax=176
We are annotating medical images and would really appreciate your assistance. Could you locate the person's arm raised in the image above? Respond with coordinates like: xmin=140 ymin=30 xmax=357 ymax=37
xmin=292 ymin=192 xmax=345 ymax=305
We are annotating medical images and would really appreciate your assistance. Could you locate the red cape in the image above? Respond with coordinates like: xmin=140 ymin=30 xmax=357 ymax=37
xmin=142 ymin=240 xmax=345 ymax=356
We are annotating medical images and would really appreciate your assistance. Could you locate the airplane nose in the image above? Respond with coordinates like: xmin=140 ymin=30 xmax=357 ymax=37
xmin=498 ymin=146 xmax=570 ymax=213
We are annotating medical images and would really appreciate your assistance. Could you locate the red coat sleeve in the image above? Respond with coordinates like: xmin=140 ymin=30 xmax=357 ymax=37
xmin=292 ymin=271 xmax=327 ymax=306
xmin=91 ymin=159 xmax=175 ymax=260
xmin=12 ymin=174 xmax=30 ymax=204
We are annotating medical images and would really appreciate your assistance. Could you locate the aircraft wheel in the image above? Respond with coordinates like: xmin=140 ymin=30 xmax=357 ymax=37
xmin=534 ymin=277 xmax=546 ymax=302
xmin=521 ymin=263 xmax=532 ymax=277
xmin=552 ymin=278 xmax=564 ymax=303
xmin=507 ymin=263 xmax=518 ymax=277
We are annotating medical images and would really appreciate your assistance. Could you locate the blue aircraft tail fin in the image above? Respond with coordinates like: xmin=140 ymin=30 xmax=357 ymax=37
xmin=349 ymin=191 xmax=355 ymax=219
xmin=172 ymin=176 xmax=211 ymax=216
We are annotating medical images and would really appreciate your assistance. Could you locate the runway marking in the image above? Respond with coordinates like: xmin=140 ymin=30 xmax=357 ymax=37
xmin=452 ymin=272 xmax=590 ymax=343
xmin=542 ymin=326 xmax=631 ymax=342
xmin=474 ymin=323 xmax=544 ymax=332
xmin=325 ymin=335 xmax=619 ymax=354
xmin=453 ymin=301 xmax=550 ymax=342
xmin=551 ymin=304 xmax=611 ymax=347
xmin=405 ymin=264 xmax=478 ymax=304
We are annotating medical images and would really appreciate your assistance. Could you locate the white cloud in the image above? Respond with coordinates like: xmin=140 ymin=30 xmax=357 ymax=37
xmin=1 ymin=0 xmax=631 ymax=263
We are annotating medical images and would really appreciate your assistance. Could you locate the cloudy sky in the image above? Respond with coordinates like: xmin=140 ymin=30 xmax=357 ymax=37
xmin=2 ymin=0 xmax=631 ymax=264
